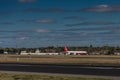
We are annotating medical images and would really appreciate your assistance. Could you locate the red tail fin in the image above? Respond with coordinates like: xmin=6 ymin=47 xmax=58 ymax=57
xmin=64 ymin=46 xmax=68 ymax=52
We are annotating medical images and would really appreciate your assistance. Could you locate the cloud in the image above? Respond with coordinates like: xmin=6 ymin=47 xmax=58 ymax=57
xmin=79 ymin=5 xmax=120 ymax=12
xmin=62 ymin=26 xmax=120 ymax=31
xmin=24 ymin=8 xmax=72 ymax=13
xmin=35 ymin=19 xmax=56 ymax=23
xmin=0 ymin=29 xmax=52 ymax=40
xmin=17 ymin=19 xmax=56 ymax=24
xmin=61 ymin=26 xmax=120 ymax=36
xmin=50 ymin=31 xmax=98 ymax=42
xmin=58 ymin=26 xmax=120 ymax=42
xmin=44 ymin=8 xmax=70 ymax=13
xmin=17 ymin=19 xmax=33 ymax=23
xmin=18 ymin=0 xmax=36 ymax=3
xmin=0 ymin=41 xmax=3 ymax=44
xmin=0 ymin=29 xmax=51 ymax=33
xmin=63 ymin=16 xmax=84 ymax=20
xmin=0 ymin=30 xmax=31 ymax=33
xmin=18 ymin=36 xmax=29 ymax=40
xmin=0 ymin=22 xmax=14 ymax=25
xmin=35 ymin=29 xmax=51 ymax=33
xmin=65 ymin=21 xmax=117 ymax=27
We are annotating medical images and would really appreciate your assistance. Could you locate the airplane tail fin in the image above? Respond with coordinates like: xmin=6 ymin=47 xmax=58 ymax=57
xmin=64 ymin=46 xmax=68 ymax=52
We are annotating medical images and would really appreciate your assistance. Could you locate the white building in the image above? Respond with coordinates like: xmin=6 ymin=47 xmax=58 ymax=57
xmin=20 ymin=49 xmax=59 ymax=55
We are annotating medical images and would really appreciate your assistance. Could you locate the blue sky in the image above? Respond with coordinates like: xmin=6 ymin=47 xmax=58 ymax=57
xmin=0 ymin=0 xmax=120 ymax=47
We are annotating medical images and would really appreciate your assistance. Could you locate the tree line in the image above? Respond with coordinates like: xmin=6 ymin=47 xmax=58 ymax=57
xmin=0 ymin=45 xmax=120 ymax=55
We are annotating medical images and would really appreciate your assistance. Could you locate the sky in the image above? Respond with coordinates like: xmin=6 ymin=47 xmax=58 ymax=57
xmin=0 ymin=0 xmax=120 ymax=47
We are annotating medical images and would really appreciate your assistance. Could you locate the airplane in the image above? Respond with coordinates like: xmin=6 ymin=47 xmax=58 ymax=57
xmin=64 ymin=46 xmax=87 ymax=55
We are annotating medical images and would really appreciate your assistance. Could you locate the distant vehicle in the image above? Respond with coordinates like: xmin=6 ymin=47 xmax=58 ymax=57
xmin=64 ymin=47 xmax=87 ymax=55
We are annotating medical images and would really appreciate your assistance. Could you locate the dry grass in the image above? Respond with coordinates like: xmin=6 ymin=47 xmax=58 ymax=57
xmin=0 ymin=55 xmax=120 ymax=66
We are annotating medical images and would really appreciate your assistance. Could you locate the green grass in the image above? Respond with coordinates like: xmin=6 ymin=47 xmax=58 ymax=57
xmin=0 ymin=73 xmax=111 ymax=80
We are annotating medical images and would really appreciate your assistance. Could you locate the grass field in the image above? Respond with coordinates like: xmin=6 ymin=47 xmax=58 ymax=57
xmin=0 ymin=73 xmax=111 ymax=80
xmin=0 ymin=55 xmax=120 ymax=66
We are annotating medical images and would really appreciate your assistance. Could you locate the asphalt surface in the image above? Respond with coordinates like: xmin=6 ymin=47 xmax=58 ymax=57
xmin=0 ymin=63 xmax=119 ymax=77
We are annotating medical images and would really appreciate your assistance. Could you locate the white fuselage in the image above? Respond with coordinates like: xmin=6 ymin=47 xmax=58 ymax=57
xmin=66 ymin=51 xmax=87 ymax=55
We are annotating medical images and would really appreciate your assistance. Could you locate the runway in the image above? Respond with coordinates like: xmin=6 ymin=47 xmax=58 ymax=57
xmin=0 ymin=63 xmax=119 ymax=77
